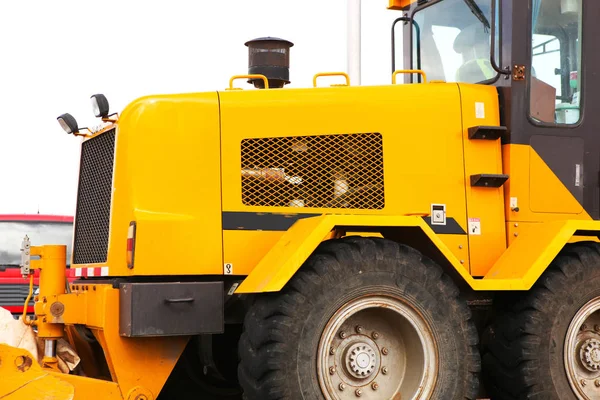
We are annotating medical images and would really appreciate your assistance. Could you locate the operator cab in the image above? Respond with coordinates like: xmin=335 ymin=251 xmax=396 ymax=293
xmin=393 ymin=0 xmax=598 ymax=219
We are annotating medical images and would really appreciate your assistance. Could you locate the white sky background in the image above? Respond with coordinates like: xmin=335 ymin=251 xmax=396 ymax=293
xmin=0 ymin=0 xmax=401 ymax=216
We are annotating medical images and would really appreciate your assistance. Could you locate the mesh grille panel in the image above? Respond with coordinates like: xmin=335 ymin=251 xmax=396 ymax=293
xmin=242 ymin=133 xmax=384 ymax=209
xmin=72 ymin=129 xmax=116 ymax=264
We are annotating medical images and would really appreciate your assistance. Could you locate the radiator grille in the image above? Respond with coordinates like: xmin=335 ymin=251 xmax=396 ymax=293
xmin=72 ymin=129 xmax=116 ymax=264
xmin=241 ymin=133 xmax=384 ymax=209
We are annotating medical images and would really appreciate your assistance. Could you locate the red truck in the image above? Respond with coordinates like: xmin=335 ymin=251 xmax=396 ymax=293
xmin=0 ymin=214 xmax=74 ymax=316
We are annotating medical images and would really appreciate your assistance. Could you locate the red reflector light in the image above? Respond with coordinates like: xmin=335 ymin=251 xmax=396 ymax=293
xmin=127 ymin=222 xmax=136 ymax=269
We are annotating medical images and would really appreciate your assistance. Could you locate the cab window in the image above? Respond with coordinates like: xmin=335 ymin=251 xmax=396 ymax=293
xmin=412 ymin=0 xmax=499 ymax=84
xmin=529 ymin=0 xmax=582 ymax=125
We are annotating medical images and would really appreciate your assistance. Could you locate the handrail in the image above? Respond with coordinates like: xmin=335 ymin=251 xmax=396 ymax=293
xmin=313 ymin=72 xmax=350 ymax=87
xmin=228 ymin=74 xmax=269 ymax=90
xmin=392 ymin=69 xmax=428 ymax=84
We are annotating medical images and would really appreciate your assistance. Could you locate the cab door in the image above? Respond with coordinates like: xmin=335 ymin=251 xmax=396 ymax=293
xmin=509 ymin=0 xmax=599 ymax=219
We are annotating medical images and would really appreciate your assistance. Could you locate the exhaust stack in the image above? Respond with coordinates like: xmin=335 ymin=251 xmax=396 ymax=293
xmin=245 ymin=37 xmax=294 ymax=89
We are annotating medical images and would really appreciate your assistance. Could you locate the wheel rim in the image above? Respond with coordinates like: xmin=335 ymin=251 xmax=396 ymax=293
xmin=317 ymin=294 xmax=438 ymax=400
xmin=565 ymin=296 xmax=600 ymax=399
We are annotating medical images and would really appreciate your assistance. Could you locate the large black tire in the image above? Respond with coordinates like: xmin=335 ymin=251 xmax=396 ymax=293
xmin=158 ymin=337 xmax=242 ymax=400
xmin=238 ymin=237 xmax=480 ymax=399
xmin=482 ymin=242 xmax=600 ymax=399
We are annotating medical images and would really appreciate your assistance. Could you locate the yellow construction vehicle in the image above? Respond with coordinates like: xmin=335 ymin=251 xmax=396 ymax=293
xmin=1 ymin=0 xmax=597 ymax=398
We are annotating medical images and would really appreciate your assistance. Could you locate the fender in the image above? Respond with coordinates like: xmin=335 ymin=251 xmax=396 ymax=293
xmin=235 ymin=215 xmax=600 ymax=294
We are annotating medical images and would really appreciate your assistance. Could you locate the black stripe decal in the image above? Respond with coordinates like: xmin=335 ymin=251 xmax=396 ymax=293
xmin=223 ymin=212 xmax=466 ymax=234
xmin=223 ymin=212 xmax=321 ymax=231
xmin=421 ymin=217 xmax=467 ymax=235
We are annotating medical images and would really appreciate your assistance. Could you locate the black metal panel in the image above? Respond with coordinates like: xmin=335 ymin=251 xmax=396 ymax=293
xmin=422 ymin=217 xmax=467 ymax=235
xmin=222 ymin=212 xmax=321 ymax=231
xmin=530 ymin=135 xmax=584 ymax=204
xmin=72 ymin=130 xmax=116 ymax=264
xmin=119 ymin=282 xmax=224 ymax=337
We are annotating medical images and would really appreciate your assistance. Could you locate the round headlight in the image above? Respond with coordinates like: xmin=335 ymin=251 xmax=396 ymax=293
xmin=57 ymin=113 xmax=79 ymax=134
xmin=90 ymin=94 xmax=110 ymax=118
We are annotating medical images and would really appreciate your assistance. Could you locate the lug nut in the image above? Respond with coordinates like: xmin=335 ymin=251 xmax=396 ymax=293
xmin=595 ymin=379 xmax=600 ymax=388
xmin=329 ymin=366 xmax=336 ymax=375
xmin=371 ymin=331 xmax=379 ymax=340
xmin=355 ymin=389 xmax=362 ymax=397
xmin=371 ymin=382 xmax=379 ymax=391
xmin=355 ymin=325 xmax=364 ymax=334
xmin=382 ymin=347 xmax=389 ymax=356
xmin=582 ymin=324 xmax=588 ymax=331
xmin=595 ymin=325 xmax=600 ymax=332
xmin=582 ymin=379 xmax=587 ymax=387
xmin=330 ymin=346 xmax=335 ymax=355
xmin=340 ymin=331 xmax=347 ymax=339
xmin=382 ymin=366 xmax=388 ymax=375
xmin=339 ymin=383 xmax=345 ymax=391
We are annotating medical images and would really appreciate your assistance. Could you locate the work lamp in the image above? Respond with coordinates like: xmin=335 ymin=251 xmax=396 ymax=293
xmin=90 ymin=94 xmax=109 ymax=118
xmin=57 ymin=113 xmax=79 ymax=134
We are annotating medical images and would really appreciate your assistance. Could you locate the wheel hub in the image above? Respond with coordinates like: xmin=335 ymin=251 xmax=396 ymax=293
xmin=565 ymin=297 xmax=600 ymax=400
xmin=580 ymin=339 xmax=600 ymax=372
xmin=345 ymin=343 xmax=378 ymax=379
xmin=317 ymin=295 xmax=437 ymax=400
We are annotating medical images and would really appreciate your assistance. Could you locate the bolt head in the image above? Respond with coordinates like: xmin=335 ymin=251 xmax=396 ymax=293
xmin=329 ymin=366 xmax=336 ymax=375
xmin=371 ymin=331 xmax=379 ymax=340
xmin=582 ymin=324 xmax=589 ymax=331
xmin=329 ymin=346 xmax=335 ymax=355
xmin=382 ymin=347 xmax=389 ymax=356
xmin=339 ymin=383 xmax=345 ymax=391
xmin=355 ymin=325 xmax=364 ymax=334
xmin=595 ymin=325 xmax=600 ymax=332
xmin=355 ymin=389 xmax=362 ymax=397
xmin=382 ymin=366 xmax=388 ymax=375
xmin=582 ymin=379 xmax=587 ymax=387
xmin=595 ymin=379 xmax=600 ymax=388
xmin=371 ymin=382 xmax=379 ymax=390
xmin=339 ymin=331 xmax=347 ymax=339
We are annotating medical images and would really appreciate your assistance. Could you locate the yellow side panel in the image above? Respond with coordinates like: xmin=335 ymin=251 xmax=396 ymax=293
xmin=529 ymin=147 xmax=584 ymax=214
xmin=79 ymin=93 xmax=224 ymax=276
xmin=458 ymin=84 xmax=507 ymax=276
xmin=0 ymin=343 xmax=121 ymax=400
xmin=503 ymin=144 xmax=589 ymax=223
xmin=484 ymin=220 xmax=600 ymax=289
xmin=223 ymin=230 xmax=284 ymax=276
xmin=220 ymin=83 xmax=469 ymax=273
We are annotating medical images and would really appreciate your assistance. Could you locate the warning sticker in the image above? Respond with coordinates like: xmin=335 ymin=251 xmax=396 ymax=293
xmin=475 ymin=102 xmax=485 ymax=119
xmin=468 ymin=218 xmax=481 ymax=235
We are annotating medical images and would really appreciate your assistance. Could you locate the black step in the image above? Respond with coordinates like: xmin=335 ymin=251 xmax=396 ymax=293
xmin=468 ymin=126 xmax=507 ymax=140
xmin=470 ymin=174 xmax=509 ymax=188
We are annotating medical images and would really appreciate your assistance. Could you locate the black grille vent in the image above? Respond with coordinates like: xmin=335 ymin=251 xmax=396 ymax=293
xmin=0 ymin=283 xmax=35 ymax=308
xmin=72 ymin=129 xmax=116 ymax=264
